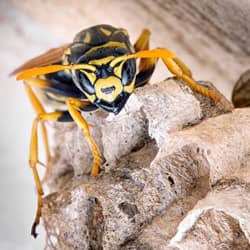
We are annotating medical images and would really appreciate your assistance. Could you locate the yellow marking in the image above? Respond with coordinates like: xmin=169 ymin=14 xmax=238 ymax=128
xmin=71 ymin=43 xmax=86 ymax=50
xmin=62 ymin=48 xmax=71 ymax=66
xmin=64 ymin=48 xmax=71 ymax=55
xmin=95 ymin=76 xmax=123 ymax=103
xmin=62 ymin=55 xmax=69 ymax=65
xmin=62 ymin=48 xmax=71 ymax=74
xmin=100 ymin=27 xmax=112 ymax=36
xmin=80 ymin=70 xmax=97 ymax=84
xmin=84 ymin=92 xmax=96 ymax=103
xmin=86 ymin=41 xmax=127 ymax=55
xmin=124 ymin=76 xmax=136 ymax=93
xmin=113 ymin=61 xmax=125 ymax=78
xmin=121 ymin=28 xmax=129 ymax=37
xmin=114 ymin=28 xmax=129 ymax=37
xmin=88 ymin=56 xmax=115 ymax=66
xmin=83 ymin=31 xmax=91 ymax=43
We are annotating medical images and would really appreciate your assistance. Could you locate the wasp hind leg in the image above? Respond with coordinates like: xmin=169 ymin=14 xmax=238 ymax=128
xmin=66 ymin=98 xmax=102 ymax=177
xmin=24 ymin=79 xmax=98 ymax=237
xmin=29 ymin=110 xmax=67 ymax=237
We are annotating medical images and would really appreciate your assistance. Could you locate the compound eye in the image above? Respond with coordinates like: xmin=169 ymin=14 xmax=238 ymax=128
xmin=121 ymin=59 xmax=136 ymax=86
xmin=75 ymin=71 xmax=95 ymax=95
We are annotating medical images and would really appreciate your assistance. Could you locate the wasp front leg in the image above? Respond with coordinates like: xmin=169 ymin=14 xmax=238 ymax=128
xmin=134 ymin=29 xmax=157 ymax=88
xmin=66 ymin=98 xmax=102 ymax=177
xmin=134 ymin=30 xmax=192 ymax=89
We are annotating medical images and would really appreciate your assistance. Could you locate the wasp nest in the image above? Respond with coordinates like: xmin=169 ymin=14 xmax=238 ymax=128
xmin=42 ymin=78 xmax=250 ymax=250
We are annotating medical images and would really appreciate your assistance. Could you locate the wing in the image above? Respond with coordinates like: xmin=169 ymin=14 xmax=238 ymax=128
xmin=10 ymin=44 xmax=70 ymax=76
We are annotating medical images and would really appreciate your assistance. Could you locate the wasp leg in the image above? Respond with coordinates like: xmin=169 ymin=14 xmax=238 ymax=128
xmin=29 ymin=111 xmax=65 ymax=237
xmin=24 ymin=82 xmax=51 ymax=183
xmin=116 ymin=48 xmax=220 ymax=101
xmin=66 ymin=98 xmax=102 ymax=177
xmin=134 ymin=29 xmax=157 ymax=88
xmin=171 ymin=57 xmax=193 ymax=78
xmin=24 ymin=76 xmax=89 ymax=182
xmin=159 ymin=53 xmax=220 ymax=101
xmin=135 ymin=32 xmax=192 ymax=80
xmin=134 ymin=29 xmax=150 ymax=52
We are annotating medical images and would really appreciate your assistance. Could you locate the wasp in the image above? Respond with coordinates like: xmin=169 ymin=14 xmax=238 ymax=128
xmin=11 ymin=24 xmax=220 ymax=237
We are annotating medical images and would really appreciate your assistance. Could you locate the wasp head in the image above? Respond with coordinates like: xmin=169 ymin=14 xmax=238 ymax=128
xmin=73 ymin=58 xmax=136 ymax=114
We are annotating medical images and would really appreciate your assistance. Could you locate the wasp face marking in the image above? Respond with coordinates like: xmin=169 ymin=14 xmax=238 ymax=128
xmin=95 ymin=76 xmax=123 ymax=103
xmin=100 ymin=27 xmax=112 ymax=36
xmin=74 ymin=57 xmax=136 ymax=114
